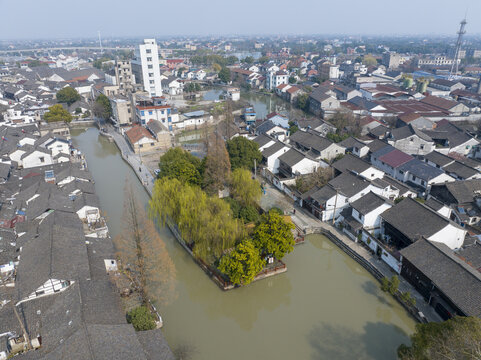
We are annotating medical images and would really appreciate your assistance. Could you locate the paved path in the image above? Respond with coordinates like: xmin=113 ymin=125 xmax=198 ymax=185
xmin=261 ymin=181 xmax=442 ymax=323
xmin=105 ymin=126 xmax=154 ymax=195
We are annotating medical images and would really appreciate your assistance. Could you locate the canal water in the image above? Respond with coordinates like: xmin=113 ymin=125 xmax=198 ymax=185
xmin=241 ymin=92 xmax=292 ymax=119
xmin=72 ymin=128 xmax=416 ymax=360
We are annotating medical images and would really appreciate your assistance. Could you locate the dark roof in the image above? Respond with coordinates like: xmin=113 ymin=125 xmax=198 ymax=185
xmin=425 ymin=197 xmax=446 ymax=212
xmin=456 ymin=240 xmax=481 ymax=273
xmin=369 ymin=125 xmax=389 ymax=137
xmin=443 ymin=161 xmax=479 ymax=180
xmin=309 ymin=88 xmax=332 ymax=103
xmin=137 ymin=329 xmax=176 ymax=360
xmin=339 ymin=136 xmax=366 ymax=149
xmin=261 ymin=141 xmax=287 ymax=158
xmin=289 ymin=130 xmax=336 ymax=153
xmin=366 ymin=139 xmax=389 ymax=153
xmin=381 ymin=175 xmax=415 ymax=196
xmin=328 ymin=172 xmax=371 ymax=198
xmin=253 ymin=133 xmax=274 ymax=148
xmin=381 ymin=197 xmax=453 ymax=241
xmin=398 ymin=159 xmax=445 ymax=181
xmin=400 ymin=239 xmax=481 ymax=317
xmin=389 ymin=124 xmax=432 ymax=142
xmin=441 ymin=179 xmax=481 ymax=204
xmin=278 ymin=148 xmax=307 ymax=167
xmin=309 ymin=185 xmax=337 ymax=204
xmin=350 ymin=191 xmax=389 ymax=215
xmin=256 ymin=120 xmax=277 ymax=134
xmin=332 ymin=154 xmax=371 ymax=174
xmin=423 ymin=151 xmax=455 ymax=167
xmin=422 ymin=122 xmax=478 ymax=148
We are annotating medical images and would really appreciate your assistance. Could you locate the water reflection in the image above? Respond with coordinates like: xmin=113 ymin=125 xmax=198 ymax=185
xmin=308 ymin=322 xmax=409 ymax=360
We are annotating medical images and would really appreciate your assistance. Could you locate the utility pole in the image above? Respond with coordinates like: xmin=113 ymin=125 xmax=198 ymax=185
xmin=254 ymin=158 xmax=256 ymax=179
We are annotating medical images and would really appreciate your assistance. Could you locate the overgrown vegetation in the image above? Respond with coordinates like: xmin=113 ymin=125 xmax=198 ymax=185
xmin=43 ymin=104 xmax=72 ymax=123
xmin=56 ymin=86 xmax=80 ymax=105
xmin=226 ymin=136 xmax=262 ymax=171
xmin=126 ymin=306 xmax=157 ymax=331
xmin=295 ymin=167 xmax=334 ymax=193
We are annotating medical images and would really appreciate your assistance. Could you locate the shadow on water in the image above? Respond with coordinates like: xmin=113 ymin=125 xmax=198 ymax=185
xmin=308 ymin=322 xmax=410 ymax=360
xmin=361 ymin=281 xmax=392 ymax=308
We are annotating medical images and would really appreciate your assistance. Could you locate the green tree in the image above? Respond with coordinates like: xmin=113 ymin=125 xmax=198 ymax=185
xmin=389 ymin=275 xmax=400 ymax=295
xmin=226 ymin=136 xmax=262 ymax=171
xmin=230 ymin=168 xmax=262 ymax=207
xmin=93 ymin=93 xmax=112 ymax=120
xmin=296 ymin=92 xmax=310 ymax=112
xmin=218 ymin=240 xmax=265 ymax=285
xmin=126 ymin=306 xmax=156 ymax=331
xmin=43 ymin=104 xmax=72 ymax=123
xmin=253 ymin=211 xmax=295 ymax=259
xmin=218 ymin=67 xmax=231 ymax=83
xmin=295 ymin=167 xmax=334 ymax=193
xmin=362 ymin=54 xmax=377 ymax=67
xmin=239 ymin=205 xmax=260 ymax=223
xmin=56 ymin=86 xmax=80 ymax=105
xmin=288 ymin=76 xmax=296 ymax=84
xmin=158 ymin=147 xmax=202 ymax=185
xmin=258 ymin=56 xmax=270 ymax=64
xmin=212 ymin=63 xmax=222 ymax=72
xmin=242 ymin=56 xmax=254 ymax=64
xmin=398 ymin=316 xmax=481 ymax=360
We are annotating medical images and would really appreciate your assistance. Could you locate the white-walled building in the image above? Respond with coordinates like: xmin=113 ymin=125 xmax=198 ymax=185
xmin=132 ymin=39 xmax=162 ymax=97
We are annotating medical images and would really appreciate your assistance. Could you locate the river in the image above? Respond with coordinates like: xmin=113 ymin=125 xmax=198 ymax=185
xmin=72 ymin=127 xmax=415 ymax=360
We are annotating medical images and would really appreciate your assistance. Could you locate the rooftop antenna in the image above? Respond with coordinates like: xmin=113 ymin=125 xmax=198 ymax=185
xmin=449 ymin=16 xmax=467 ymax=79
xmin=98 ymin=31 xmax=103 ymax=55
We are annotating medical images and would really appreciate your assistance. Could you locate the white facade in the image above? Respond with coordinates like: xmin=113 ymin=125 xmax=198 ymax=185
xmin=352 ymin=203 xmax=392 ymax=235
xmin=134 ymin=39 xmax=162 ymax=97
xmin=428 ymin=224 xmax=466 ymax=250
xmin=291 ymin=157 xmax=322 ymax=176
xmin=265 ymin=146 xmax=289 ymax=174
xmin=266 ymin=71 xmax=289 ymax=90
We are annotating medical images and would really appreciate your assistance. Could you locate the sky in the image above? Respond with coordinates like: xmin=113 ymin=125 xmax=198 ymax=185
xmin=0 ymin=0 xmax=480 ymax=40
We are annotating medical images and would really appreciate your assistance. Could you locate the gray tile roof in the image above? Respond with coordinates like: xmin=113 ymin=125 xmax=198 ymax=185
xmin=278 ymin=148 xmax=306 ymax=167
xmin=350 ymin=191 xmax=388 ymax=216
xmin=381 ymin=197 xmax=452 ymax=242
xmin=398 ymin=159 xmax=445 ymax=181
xmin=339 ymin=136 xmax=366 ymax=149
xmin=253 ymin=133 xmax=274 ymax=148
xmin=400 ymin=239 xmax=481 ymax=317
xmin=290 ymin=130 xmax=336 ymax=153
xmin=328 ymin=172 xmax=371 ymax=198
xmin=389 ymin=124 xmax=432 ymax=142
xmin=332 ymin=154 xmax=371 ymax=174
xmin=261 ymin=141 xmax=287 ymax=158
xmin=443 ymin=161 xmax=479 ymax=180
xmin=423 ymin=151 xmax=454 ymax=167
xmin=442 ymin=179 xmax=481 ymax=204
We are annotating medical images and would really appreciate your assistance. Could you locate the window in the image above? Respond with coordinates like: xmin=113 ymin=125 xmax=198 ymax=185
xmin=168 ymin=117 xmax=172 ymax=122
xmin=39 ymin=156 xmax=45 ymax=163
xmin=139 ymin=144 xmax=143 ymax=148
xmin=420 ymin=144 xmax=424 ymax=150
xmin=148 ymin=111 xmax=153 ymax=115
xmin=147 ymin=57 xmax=152 ymax=62
xmin=410 ymin=138 xmax=414 ymax=142
xmin=149 ymin=73 xmax=154 ymax=77
xmin=151 ymin=143 xmax=154 ymax=146
xmin=150 ymin=80 xmax=154 ymax=84
xmin=148 ymin=65 xmax=153 ymax=69
xmin=140 ymin=110 xmax=145 ymax=116
xmin=146 ymin=49 xmax=151 ymax=54
xmin=421 ymin=180 xmax=426 ymax=186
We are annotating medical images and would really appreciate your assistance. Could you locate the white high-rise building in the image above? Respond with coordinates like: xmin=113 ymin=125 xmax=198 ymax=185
xmin=132 ymin=39 xmax=162 ymax=97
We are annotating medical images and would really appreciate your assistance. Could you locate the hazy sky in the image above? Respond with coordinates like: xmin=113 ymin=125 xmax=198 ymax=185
xmin=0 ymin=0 xmax=480 ymax=40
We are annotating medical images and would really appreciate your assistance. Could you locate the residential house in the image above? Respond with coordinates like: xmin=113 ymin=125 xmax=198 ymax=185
xmin=253 ymin=134 xmax=276 ymax=151
xmin=260 ymin=141 xmax=290 ymax=174
xmin=277 ymin=148 xmax=324 ymax=178
xmin=265 ymin=112 xmax=289 ymax=129
xmin=161 ymin=76 xmax=183 ymax=95
xmin=396 ymin=113 xmax=433 ymax=129
xmin=387 ymin=124 xmax=435 ymax=155
xmin=308 ymin=88 xmax=340 ymax=116
xmin=266 ymin=70 xmax=288 ymax=90
xmin=346 ymin=191 xmax=393 ymax=236
xmin=125 ymin=125 xmax=161 ymax=154
xmin=422 ymin=120 xmax=479 ymax=156
xmin=371 ymin=145 xmax=414 ymax=178
xmin=381 ymin=197 xmax=466 ymax=250
xmin=289 ymin=130 xmax=345 ymax=161
xmin=338 ymin=137 xmax=369 ymax=158
xmin=400 ymin=239 xmax=481 ymax=320
xmin=430 ymin=179 xmax=481 ymax=227
xmin=255 ymin=120 xmax=288 ymax=141
xmin=332 ymin=154 xmax=385 ymax=180
xmin=419 ymin=96 xmax=469 ymax=116
xmin=296 ymin=118 xmax=336 ymax=136
xmin=146 ymin=119 xmax=172 ymax=149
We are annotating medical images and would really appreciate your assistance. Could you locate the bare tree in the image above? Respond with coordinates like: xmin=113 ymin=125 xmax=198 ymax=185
xmin=203 ymin=132 xmax=231 ymax=195
xmin=113 ymin=182 xmax=177 ymax=306
xmin=295 ymin=167 xmax=334 ymax=193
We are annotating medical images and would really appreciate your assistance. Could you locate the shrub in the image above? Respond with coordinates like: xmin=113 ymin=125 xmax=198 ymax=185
xmin=269 ymin=207 xmax=283 ymax=216
xmin=381 ymin=277 xmax=390 ymax=292
xmin=126 ymin=306 xmax=156 ymax=331
xmin=239 ymin=205 xmax=260 ymax=223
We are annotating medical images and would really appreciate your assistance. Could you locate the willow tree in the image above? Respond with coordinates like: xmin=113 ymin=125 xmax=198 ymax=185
xmin=150 ymin=178 xmax=245 ymax=262
xmin=230 ymin=168 xmax=262 ymax=207
xmin=203 ymin=133 xmax=231 ymax=195
xmin=114 ymin=183 xmax=176 ymax=306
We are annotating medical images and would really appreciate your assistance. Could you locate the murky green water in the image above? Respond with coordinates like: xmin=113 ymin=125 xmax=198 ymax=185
xmin=241 ymin=92 xmax=292 ymax=119
xmin=72 ymin=127 xmax=415 ymax=360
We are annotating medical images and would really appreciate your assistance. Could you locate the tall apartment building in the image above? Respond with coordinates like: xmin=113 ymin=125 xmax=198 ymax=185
xmin=132 ymin=39 xmax=162 ymax=97
xmin=115 ymin=60 xmax=136 ymax=95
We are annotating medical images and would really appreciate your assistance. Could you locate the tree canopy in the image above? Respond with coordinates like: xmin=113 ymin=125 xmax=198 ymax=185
xmin=203 ymin=133 xmax=231 ymax=194
xmin=93 ymin=93 xmax=112 ymax=120
xmin=230 ymin=168 xmax=262 ymax=207
xmin=295 ymin=166 xmax=333 ymax=193
xmin=218 ymin=67 xmax=231 ymax=84
xmin=150 ymin=178 xmax=245 ymax=262
xmin=56 ymin=86 xmax=80 ymax=105
xmin=226 ymin=136 xmax=262 ymax=171
xmin=253 ymin=210 xmax=295 ymax=259
xmin=158 ymin=147 xmax=202 ymax=186
xmin=43 ymin=104 xmax=72 ymax=123
xmin=126 ymin=306 xmax=157 ymax=331
xmin=398 ymin=316 xmax=481 ymax=360
xmin=362 ymin=54 xmax=378 ymax=67
xmin=218 ymin=240 xmax=265 ymax=285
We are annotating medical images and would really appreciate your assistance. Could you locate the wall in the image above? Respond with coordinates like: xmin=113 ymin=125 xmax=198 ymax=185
xmin=428 ymin=224 xmax=466 ymax=250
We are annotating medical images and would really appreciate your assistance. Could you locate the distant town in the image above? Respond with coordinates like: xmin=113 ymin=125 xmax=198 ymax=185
xmin=1 ymin=21 xmax=481 ymax=360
